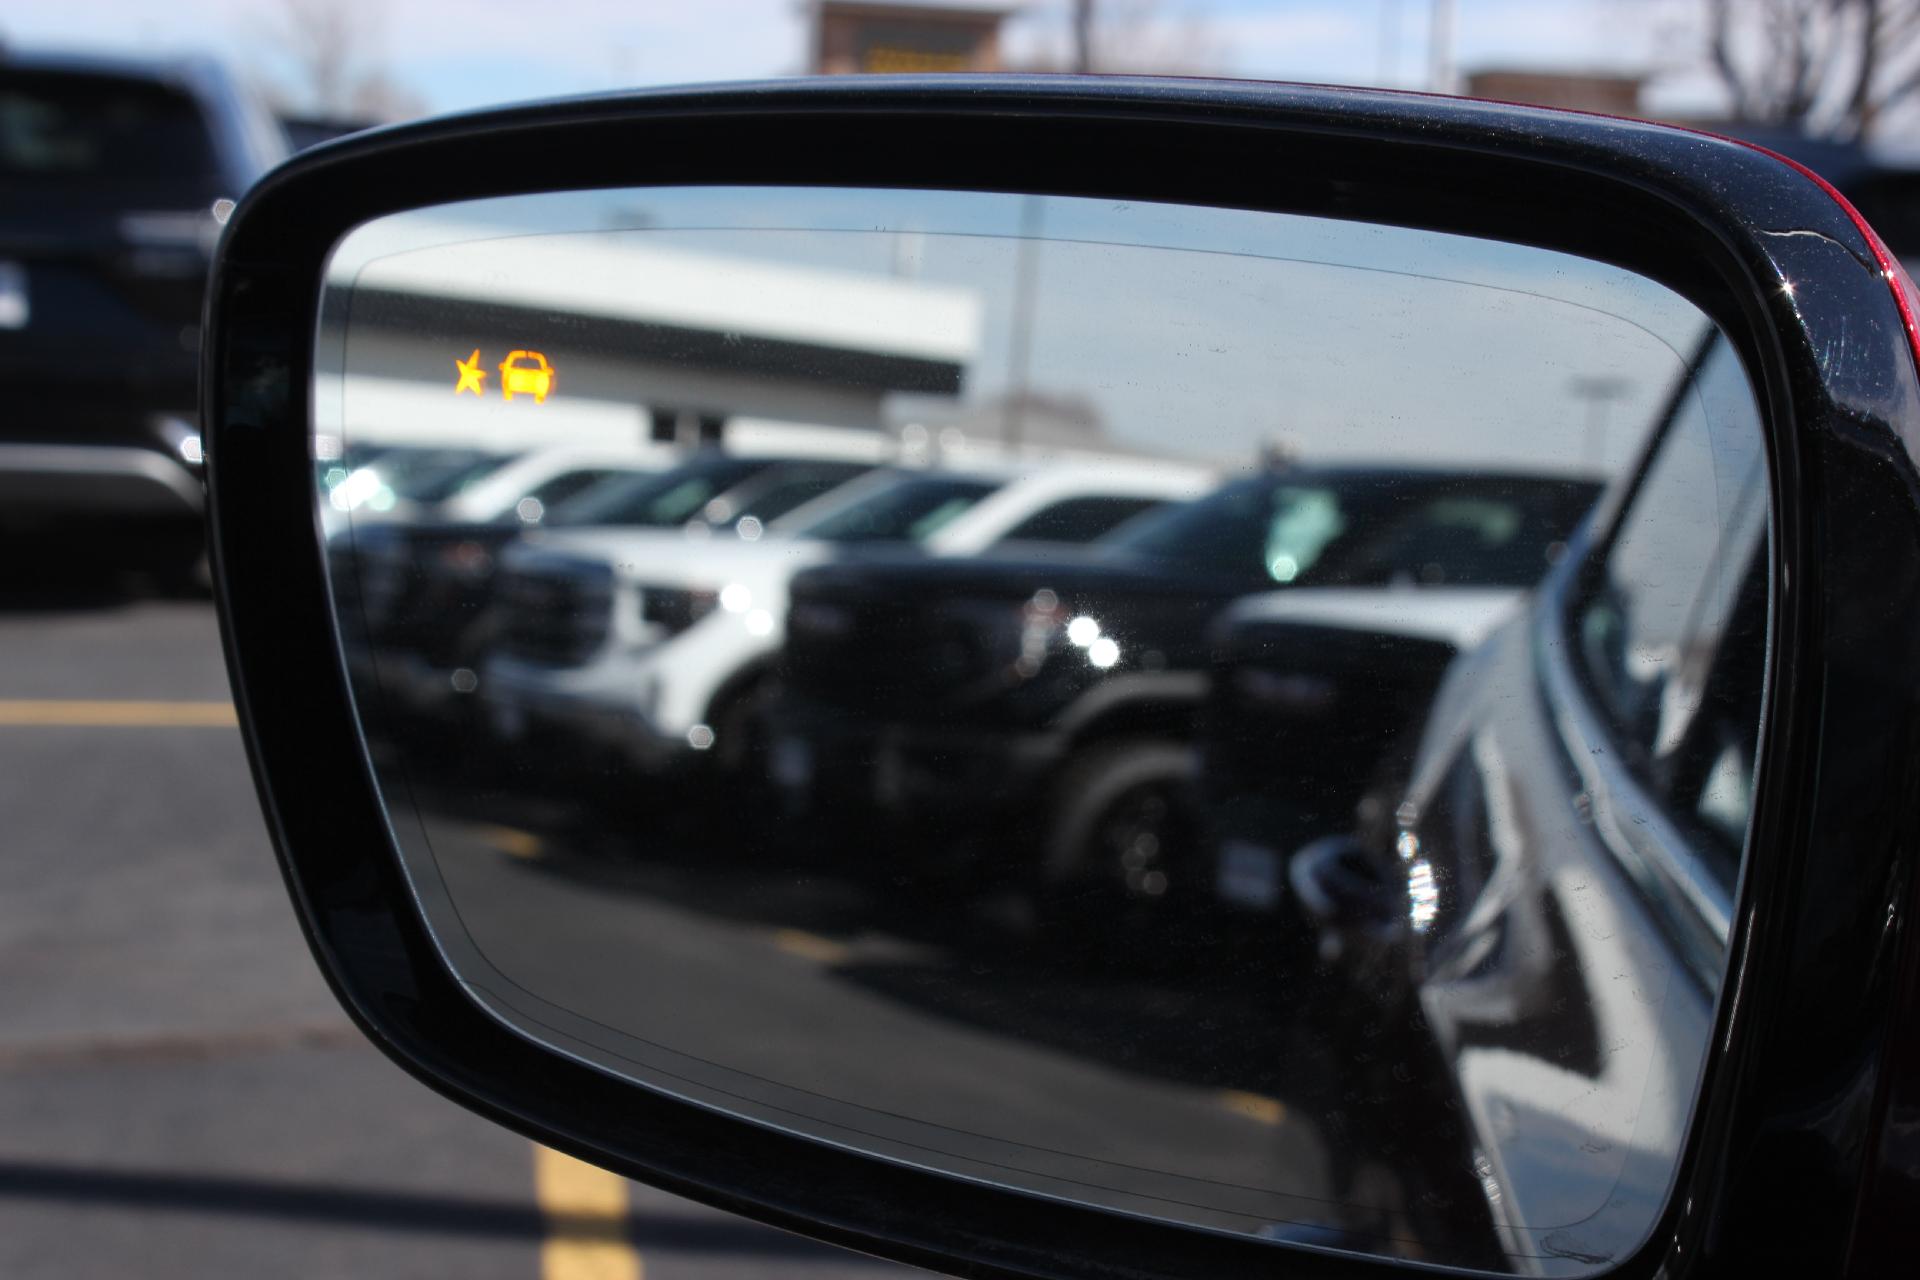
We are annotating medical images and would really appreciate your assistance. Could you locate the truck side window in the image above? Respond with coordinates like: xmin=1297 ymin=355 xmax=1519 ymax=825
xmin=527 ymin=468 xmax=620 ymax=508
xmin=996 ymin=495 xmax=1165 ymax=545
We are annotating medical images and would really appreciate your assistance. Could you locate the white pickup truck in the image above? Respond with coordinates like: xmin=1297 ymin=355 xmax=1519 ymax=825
xmin=480 ymin=456 xmax=1217 ymax=783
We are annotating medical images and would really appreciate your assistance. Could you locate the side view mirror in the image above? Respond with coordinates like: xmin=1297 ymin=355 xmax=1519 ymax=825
xmin=205 ymin=78 xmax=1920 ymax=1278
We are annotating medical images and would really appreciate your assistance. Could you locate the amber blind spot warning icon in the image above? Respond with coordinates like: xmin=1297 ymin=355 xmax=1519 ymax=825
xmin=500 ymin=350 xmax=556 ymax=403
xmin=453 ymin=349 xmax=556 ymax=402
xmin=453 ymin=349 xmax=486 ymax=396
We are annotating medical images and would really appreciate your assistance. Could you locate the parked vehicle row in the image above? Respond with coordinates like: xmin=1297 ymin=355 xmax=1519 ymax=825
xmin=773 ymin=461 xmax=1602 ymax=920
xmin=327 ymin=435 xmax=1215 ymax=782
xmin=330 ymin=417 xmax=1625 ymax=950
xmin=482 ymin=452 xmax=1217 ymax=789
xmin=339 ymin=341 xmax=1753 ymax=994
xmin=323 ymin=339 xmax=1752 ymax=1262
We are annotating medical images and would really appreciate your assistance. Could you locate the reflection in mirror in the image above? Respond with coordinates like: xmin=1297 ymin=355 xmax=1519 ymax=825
xmin=317 ymin=187 xmax=1768 ymax=1274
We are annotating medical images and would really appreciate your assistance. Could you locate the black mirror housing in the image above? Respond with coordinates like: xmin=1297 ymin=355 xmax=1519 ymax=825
xmin=205 ymin=76 xmax=1920 ymax=1279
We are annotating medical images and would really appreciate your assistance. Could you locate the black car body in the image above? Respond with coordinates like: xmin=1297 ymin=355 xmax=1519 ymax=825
xmin=1279 ymin=329 xmax=1767 ymax=1265
xmin=0 ymin=51 xmax=283 ymax=574
xmin=775 ymin=465 xmax=1602 ymax=898
xmin=1723 ymin=125 xmax=1920 ymax=270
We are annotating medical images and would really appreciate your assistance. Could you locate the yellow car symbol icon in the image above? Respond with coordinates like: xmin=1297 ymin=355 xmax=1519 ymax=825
xmin=498 ymin=350 xmax=555 ymax=403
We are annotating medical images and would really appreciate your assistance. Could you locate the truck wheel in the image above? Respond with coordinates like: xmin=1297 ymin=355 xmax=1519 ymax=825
xmin=702 ymin=676 xmax=778 ymax=846
xmin=1035 ymin=738 xmax=1202 ymax=948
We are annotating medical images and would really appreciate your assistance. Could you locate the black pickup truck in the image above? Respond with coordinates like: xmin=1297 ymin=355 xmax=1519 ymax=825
xmin=772 ymin=464 xmax=1602 ymax=924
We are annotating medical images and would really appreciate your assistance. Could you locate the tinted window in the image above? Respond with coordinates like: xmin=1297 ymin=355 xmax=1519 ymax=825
xmin=1578 ymin=336 xmax=1768 ymax=878
xmin=802 ymin=475 xmax=998 ymax=543
xmin=710 ymin=462 xmax=874 ymax=529
xmin=370 ymin=449 xmax=511 ymax=504
xmin=1104 ymin=475 xmax=1301 ymax=581
xmin=0 ymin=73 xmax=216 ymax=181
xmin=1674 ymin=551 xmax=1768 ymax=863
xmin=1109 ymin=472 xmax=1597 ymax=588
xmin=494 ymin=469 xmax=626 ymax=526
xmin=550 ymin=455 xmax=770 ymax=527
xmin=1318 ymin=482 xmax=1599 ymax=587
xmin=528 ymin=468 xmax=619 ymax=507
xmin=995 ymin=495 xmax=1166 ymax=545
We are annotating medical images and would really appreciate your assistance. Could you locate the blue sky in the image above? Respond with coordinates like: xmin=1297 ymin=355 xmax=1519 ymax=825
xmin=6 ymin=0 xmax=1722 ymax=119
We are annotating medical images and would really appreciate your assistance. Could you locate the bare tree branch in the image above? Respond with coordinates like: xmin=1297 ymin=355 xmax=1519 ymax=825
xmin=1846 ymin=0 xmax=1883 ymax=139
xmin=253 ymin=0 xmax=422 ymax=122
xmin=1705 ymin=0 xmax=1920 ymax=138
xmin=1709 ymin=0 xmax=1756 ymax=120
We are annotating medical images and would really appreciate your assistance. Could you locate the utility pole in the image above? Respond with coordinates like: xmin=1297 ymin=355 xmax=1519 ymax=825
xmin=1429 ymin=0 xmax=1454 ymax=94
xmin=1073 ymin=0 xmax=1095 ymax=74
xmin=1569 ymin=375 xmax=1631 ymax=471
xmin=1003 ymin=197 xmax=1044 ymax=451
xmin=1379 ymin=0 xmax=1400 ymax=86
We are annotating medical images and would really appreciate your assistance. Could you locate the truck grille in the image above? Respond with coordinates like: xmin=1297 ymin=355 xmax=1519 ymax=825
xmin=784 ymin=596 xmax=1011 ymax=715
xmin=497 ymin=561 xmax=615 ymax=666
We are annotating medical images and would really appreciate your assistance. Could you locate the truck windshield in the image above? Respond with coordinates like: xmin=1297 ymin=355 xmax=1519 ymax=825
xmin=798 ymin=474 xmax=999 ymax=544
xmin=375 ymin=449 xmax=514 ymax=504
xmin=549 ymin=455 xmax=776 ymax=528
xmin=0 ymin=72 xmax=217 ymax=181
xmin=1105 ymin=472 xmax=1601 ymax=588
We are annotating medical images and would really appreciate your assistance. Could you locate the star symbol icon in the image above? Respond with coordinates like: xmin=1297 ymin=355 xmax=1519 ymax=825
xmin=454 ymin=349 xmax=487 ymax=396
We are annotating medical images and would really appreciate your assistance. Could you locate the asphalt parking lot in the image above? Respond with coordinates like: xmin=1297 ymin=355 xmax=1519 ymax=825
xmin=0 ymin=580 xmax=914 ymax=1280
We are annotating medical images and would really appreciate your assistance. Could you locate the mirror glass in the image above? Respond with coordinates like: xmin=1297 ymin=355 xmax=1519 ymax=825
xmin=316 ymin=186 xmax=1768 ymax=1273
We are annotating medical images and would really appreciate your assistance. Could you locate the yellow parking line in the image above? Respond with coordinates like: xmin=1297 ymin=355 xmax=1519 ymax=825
xmin=0 ymin=700 xmax=237 ymax=727
xmin=533 ymin=1145 xmax=642 ymax=1280
xmin=473 ymin=824 xmax=544 ymax=860
xmin=1216 ymin=1089 xmax=1287 ymax=1126
xmin=771 ymin=928 xmax=852 ymax=965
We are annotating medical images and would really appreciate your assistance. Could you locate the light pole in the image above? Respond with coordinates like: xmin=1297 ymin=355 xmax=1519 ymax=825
xmin=1003 ymin=196 xmax=1044 ymax=450
xmin=1380 ymin=0 xmax=1401 ymax=86
xmin=1429 ymin=0 xmax=1454 ymax=94
xmin=1569 ymin=375 xmax=1632 ymax=471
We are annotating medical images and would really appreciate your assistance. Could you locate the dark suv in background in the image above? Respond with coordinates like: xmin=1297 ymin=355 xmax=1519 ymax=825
xmin=0 ymin=51 xmax=285 ymax=584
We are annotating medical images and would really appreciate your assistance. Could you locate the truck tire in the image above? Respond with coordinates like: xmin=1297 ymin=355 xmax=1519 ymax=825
xmin=1034 ymin=738 xmax=1202 ymax=948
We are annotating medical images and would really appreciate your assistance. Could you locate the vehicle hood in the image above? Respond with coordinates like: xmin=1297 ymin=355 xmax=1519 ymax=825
xmin=504 ymin=526 xmax=833 ymax=589
xmin=1216 ymin=587 xmax=1524 ymax=651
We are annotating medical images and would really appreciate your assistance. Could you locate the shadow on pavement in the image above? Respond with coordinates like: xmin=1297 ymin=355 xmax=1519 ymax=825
xmin=0 ymin=1159 xmax=884 ymax=1260
xmin=0 ymin=567 xmax=208 ymax=615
